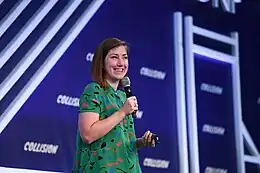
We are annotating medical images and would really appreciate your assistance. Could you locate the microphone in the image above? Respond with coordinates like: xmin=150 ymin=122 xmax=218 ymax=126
xmin=121 ymin=76 xmax=137 ymax=118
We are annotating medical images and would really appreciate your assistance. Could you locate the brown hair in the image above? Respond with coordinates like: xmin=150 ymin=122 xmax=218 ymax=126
xmin=91 ymin=37 xmax=128 ymax=89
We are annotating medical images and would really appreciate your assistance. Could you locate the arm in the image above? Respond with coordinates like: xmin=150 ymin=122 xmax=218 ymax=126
xmin=79 ymin=110 xmax=126 ymax=144
xmin=78 ymin=83 xmax=137 ymax=144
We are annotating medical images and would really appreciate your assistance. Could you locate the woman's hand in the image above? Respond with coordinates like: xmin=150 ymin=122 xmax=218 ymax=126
xmin=135 ymin=130 xmax=156 ymax=149
xmin=120 ymin=96 xmax=138 ymax=116
xmin=141 ymin=130 xmax=156 ymax=147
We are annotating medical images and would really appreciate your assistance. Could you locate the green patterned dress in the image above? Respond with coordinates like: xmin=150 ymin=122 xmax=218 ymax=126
xmin=72 ymin=82 xmax=142 ymax=173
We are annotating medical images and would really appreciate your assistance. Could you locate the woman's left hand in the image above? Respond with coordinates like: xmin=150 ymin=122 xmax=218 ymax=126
xmin=141 ymin=130 xmax=156 ymax=148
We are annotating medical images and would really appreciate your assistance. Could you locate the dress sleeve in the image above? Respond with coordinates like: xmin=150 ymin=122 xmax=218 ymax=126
xmin=79 ymin=83 xmax=103 ymax=114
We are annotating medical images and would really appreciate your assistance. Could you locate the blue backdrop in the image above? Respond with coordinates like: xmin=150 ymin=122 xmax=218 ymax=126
xmin=195 ymin=54 xmax=236 ymax=172
xmin=0 ymin=0 xmax=260 ymax=173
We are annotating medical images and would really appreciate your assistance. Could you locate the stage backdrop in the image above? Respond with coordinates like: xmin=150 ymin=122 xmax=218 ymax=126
xmin=0 ymin=0 xmax=260 ymax=173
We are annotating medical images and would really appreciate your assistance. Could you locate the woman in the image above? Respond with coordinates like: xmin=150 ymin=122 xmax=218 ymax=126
xmin=72 ymin=38 xmax=156 ymax=173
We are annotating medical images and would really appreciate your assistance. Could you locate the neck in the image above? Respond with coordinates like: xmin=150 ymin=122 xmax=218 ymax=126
xmin=105 ymin=79 xmax=119 ymax=91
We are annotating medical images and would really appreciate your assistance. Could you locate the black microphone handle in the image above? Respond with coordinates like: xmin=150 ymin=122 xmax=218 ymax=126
xmin=124 ymin=86 xmax=132 ymax=98
xmin=124 ymin=86 xmax=137 ymax=118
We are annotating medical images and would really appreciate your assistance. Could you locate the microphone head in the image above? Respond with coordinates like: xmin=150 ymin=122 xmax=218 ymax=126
xmin=121 ymin=76 xmax=131 ymax=87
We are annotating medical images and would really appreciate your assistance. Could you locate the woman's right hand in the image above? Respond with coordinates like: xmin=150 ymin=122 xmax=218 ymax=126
xmin=120 ymin=96 xmax=138 ymax=116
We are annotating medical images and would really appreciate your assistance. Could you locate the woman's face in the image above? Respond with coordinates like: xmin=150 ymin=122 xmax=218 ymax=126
xmin=104 ymin=45 xmax=129 ymax=82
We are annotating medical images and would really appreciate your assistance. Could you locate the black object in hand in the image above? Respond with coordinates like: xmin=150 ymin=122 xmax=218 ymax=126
xmin=151 ymin=134 xmax=160 ymax=144
xmin=121 ymin=76 xmax=137 ymax=118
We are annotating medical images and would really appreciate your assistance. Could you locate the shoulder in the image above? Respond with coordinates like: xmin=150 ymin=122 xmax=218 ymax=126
xmin=79 ymin=82 xmax=104 ymax=109
xmin=82 ymin=82 xmax=103 ymax=94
